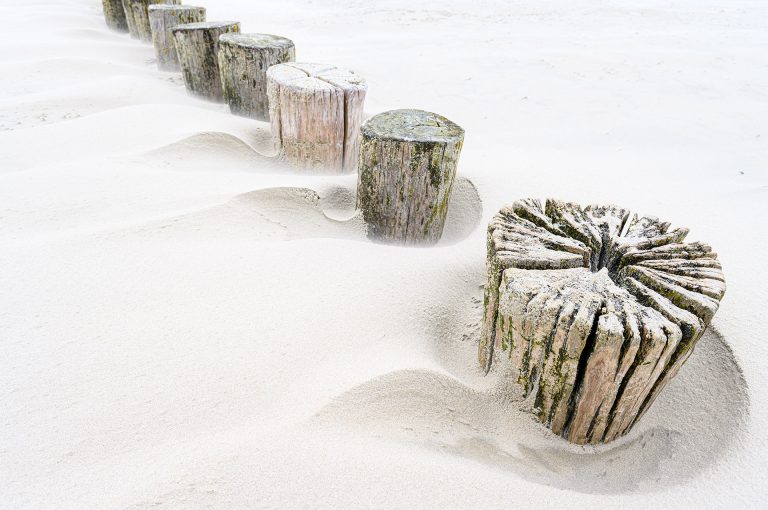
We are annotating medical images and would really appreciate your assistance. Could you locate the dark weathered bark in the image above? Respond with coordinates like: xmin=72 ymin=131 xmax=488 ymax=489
xmin=149 ymin=5 xmax=206 ymax=71
xmin=267 ymin=63 xmax=367 ymax=172
xmin=102 ymin=0 xmax=128 ymax=32
xmin=480 ymin=199 xmax=726 ymax=444
xmin=173 ymin=21 xmax=241 ymax=102
xmin=218 ymin=33 xmax=295 ymax=121
xmin=356 ymin=109 xmax=464 ymax=245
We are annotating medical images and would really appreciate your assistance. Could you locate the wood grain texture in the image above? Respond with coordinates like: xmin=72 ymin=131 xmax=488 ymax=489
xmin=480 ymin=199 xmax=726 ymax=444
xmin=149 ymin=5 xmax=206 ymax=71
xmin=102 ymin=0 xmax=128 ymax=32
xmin=356 ymin=109 xmax=464 ymax=244
xmin=267 ymin=63 xmax=367 ymax=172
xmin=218 ymin=33 xmax=295 ymax=121
xmin=173 ymin=21 xmax=241 ymax=102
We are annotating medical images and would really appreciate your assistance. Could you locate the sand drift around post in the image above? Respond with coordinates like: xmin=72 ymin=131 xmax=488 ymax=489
xmin=480 ymin=198 xmax=726 ymax=444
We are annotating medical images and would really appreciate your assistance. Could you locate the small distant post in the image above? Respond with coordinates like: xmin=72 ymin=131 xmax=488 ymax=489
xmin=218 ymin=33 xmax=295 ymax=121
xmin=267 ymin=63 xmax=366 ymax=172
xmin=102 ymin=0 xmax=128 ymax=32
xmin=172 ymin=21 xmax=241 ymax=101
xmin=356 ymin=109 xmax=464 ymax=244
xmin=131 ymin=0 xmax=181 ymax=42
xmin=149 ymin=5 xmax=206 ymax=71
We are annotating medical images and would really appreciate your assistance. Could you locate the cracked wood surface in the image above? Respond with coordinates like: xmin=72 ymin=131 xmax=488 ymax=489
xmin=172 ymin=21 xmax=241 ymax=102
xmin=267 ymin=63 xmax=367 ymax=172
xmin=356 ymin=109 xmax=464 ymax=244
xmin=218 ymin=33 xmax=295 ymax=121
xmin=480 ymin=199 xmax=726 ymax=444
xmin=149 ymin=5 xmax=206 ymax=71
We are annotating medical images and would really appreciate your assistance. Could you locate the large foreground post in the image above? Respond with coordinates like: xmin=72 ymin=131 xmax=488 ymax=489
xmin=480 ymin=199 xmax=726 ymax=444
xmin=356 ymin=109 xmax=464 ymax=244
xmin=267 ymin=63 xmax=366 ymax=172
xmin=173 ymin=21 xmax=241 ymax=101
xmin=102 ymin=0 xmax=128 ymax=32
xmin=218 ymin=33 xmax=295 ymax=121
xmin=149 ymin=5 xmax=206 ymax=71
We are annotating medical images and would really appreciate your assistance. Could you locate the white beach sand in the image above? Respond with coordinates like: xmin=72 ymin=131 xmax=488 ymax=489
xmin=1 ymin=0 xmax=766 ymax=507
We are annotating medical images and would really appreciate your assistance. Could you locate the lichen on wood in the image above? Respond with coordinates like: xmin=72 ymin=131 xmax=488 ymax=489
xmin=149 ymin=5 xmax=206 ymax=71
xmin=267 ymin=63 xmax=367 ymax=172
xmin=480 ymin=199 xmax=726 ymax=444
xmin=102 ymin=0 xmax=128 ymax=32
xmin=356 ymin=109 xmax=464 ymax=245
xmin=218 ymin=33 xmax=295 ymax=121
xmin=172 ymin=21 xmax=241 ymax=102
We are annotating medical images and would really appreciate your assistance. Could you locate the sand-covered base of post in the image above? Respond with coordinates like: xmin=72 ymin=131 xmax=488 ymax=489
xmin=149 ymin=5 xmax=206 ymax=71
xmin=267 ymin=63 xmax=366 ymax=172
xmin=218 ymin=33 xmax=295 ymax=121
xmin=173 ymin=21 xmax=241 ymax=101
xmin=480 ymin=198 xmax=726 ymax=444
xmin=356 ymin=109 xmax=464 ymax=245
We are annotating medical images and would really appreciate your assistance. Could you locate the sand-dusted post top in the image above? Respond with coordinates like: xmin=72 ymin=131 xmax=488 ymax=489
xmin=149 ymin=5 xmax=206 ymax=71
xmin=172 ymin=21 xmax=241 ymax=102
xmin=218 ymin=33 xmax=296 ymax=121
xmin=102 ymin=0 xmax=128 ymax=32
xmin=480 ymin=198 xmax=726 ymax=445
xmin=267 ymin=63 xmax=367 ymax=172
xmin=356 ymin=109 xmax=464 ymax=245
xmin=128 ymin=0 xmax=180 ymax=42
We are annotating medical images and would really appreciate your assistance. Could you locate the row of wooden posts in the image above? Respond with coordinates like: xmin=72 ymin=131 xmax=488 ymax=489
xmin=101 ymin=0 xmax=465 ymax=245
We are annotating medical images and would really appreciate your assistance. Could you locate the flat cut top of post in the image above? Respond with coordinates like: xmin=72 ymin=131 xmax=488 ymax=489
xmin=173 ymin=21 xmax=239 ymax=32
xmin=362 ymin=109 xmax=464 ymax=143
xmin=219 ymin=33 xmax=294 ymax=50
xmin=268 ymin=63 xmax=366 ymax=92
xmin=149 ymin=4 xmax=205 ymax=12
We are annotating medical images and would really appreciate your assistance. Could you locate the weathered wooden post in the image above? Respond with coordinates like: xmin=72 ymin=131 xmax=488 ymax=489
xmin=218 ymin=34 xmax=295 ymax=121
xmin=266 ymin=63 xmax=366 ymax=172
xmin=122 ymin=0 xmax=178 ymax=40
xmin=121 ymin=0 xmax=138 ymax=38
xmin=102 ymin=0 xmax=128 ymax=32
xmin=479 ymin=198 xmax=726 ymax=444
xmin=173 ymin=21 xmax=241 ymax=101
xmin=149 ymin=5 xmax=206 ymax=71
xmin=355 ymin=109 xmax=464 ymax=244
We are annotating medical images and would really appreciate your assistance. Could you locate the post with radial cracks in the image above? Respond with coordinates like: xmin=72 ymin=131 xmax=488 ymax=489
xmin=480 ymin=198 xmax=726 ymax=444
xmin=266 ymin=63 xmax=367 ymax=172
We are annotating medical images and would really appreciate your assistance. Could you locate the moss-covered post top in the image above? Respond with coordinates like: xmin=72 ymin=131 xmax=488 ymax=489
xmin=172 ymin=21 xmax=240 ymax=33
xmin=361 ymin=109 xmax=464 ymax=144
xmin=218 ymin=33 xmax=294 ymax=50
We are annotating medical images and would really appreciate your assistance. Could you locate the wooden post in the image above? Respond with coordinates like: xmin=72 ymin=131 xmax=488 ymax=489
xmin=102 ymin=0 xmax=128 ymax=32
xmin=218 ymin=33 xmax=295 ymax=121
xmin=480 ymin=198 xmax=726 ymax=444
xmin=172 ymin=21 xmax=241 ymax=102
xmin=149 ymin=5 xmax=206 ymax=71
xmin=266 ymin=63 xmax=367 ymax=172
xmin=122 ymin=0 xmax=178 ymax=40
xmin=355 ymin=109 xmax=464 ymax=245
xmin=121 ymin=0 xmax=138 ymax=38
